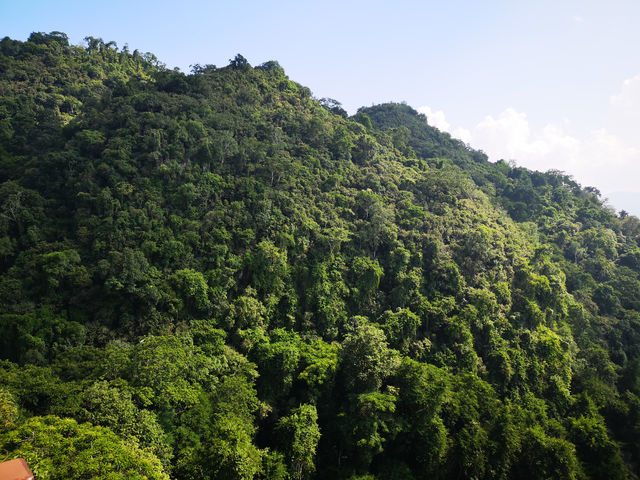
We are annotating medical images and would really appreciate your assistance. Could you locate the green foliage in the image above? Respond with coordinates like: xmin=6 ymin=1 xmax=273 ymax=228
xmin=67 ymin=380 xmax=173 ymax=467
xmin=0 ymin=388 xmax=18 ymax=431
xmin=0 ymin=33 xmax=637 ymax=479
xmin=340 ymin=321 xmax=399 ymax=393
xmin=0 ymin=415 xmax=169 ymax=479
xmin=377 ymin=308 xmax=420 ymax=352
xmin=276 ymin=404 xmax=321 ymax=480
xmin=512 ymin=426 xmax=579 ymax=479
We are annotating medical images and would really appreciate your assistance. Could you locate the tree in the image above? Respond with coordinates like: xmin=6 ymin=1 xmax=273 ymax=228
xmin=0 ymin=388 xmax=18 ymax=432
xmin=340 ymin=322 xmax=398 ymax=393
xmin=170 ymin=268 xmax=212 ymax=314
xmin=319 ymin=98 xmax=347 ymax=118
xmin=568 ymin=415 xmax=627 ymax=480
xmin=276 ymin=404 xmax=321 ymax=480
xmin=229 ymin=54 xmax=250 ymax=69
xmin=394 ymin=359 xmax=449 ymax=473
xmin=377 ymin=308 xmax=420 ymax=352
xmin=248 ymin=240 xmax=288 ymax=299
xmin=513 ymin=426 xmax=582 ymax=480
xmin=0 ymin=416 xmax=169 ymax=480
xmin=68 ymin=380 xmax=172 ymax=467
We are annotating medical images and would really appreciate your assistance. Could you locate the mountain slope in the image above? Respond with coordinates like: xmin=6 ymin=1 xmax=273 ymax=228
xmin=0 ymin=33 xmax=638 ymax=480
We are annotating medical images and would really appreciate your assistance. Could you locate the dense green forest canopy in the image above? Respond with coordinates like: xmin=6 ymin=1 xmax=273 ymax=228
xmin=1 ymin=32 xmax=640 ymax=479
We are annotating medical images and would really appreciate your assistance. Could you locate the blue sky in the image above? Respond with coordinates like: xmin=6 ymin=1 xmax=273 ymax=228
xmin=3 ymin=0 xmax=640 ymax=212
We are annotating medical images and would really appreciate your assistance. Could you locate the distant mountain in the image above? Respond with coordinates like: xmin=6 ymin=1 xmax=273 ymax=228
xmin=0 ymin=32 xmax=639 ymax=480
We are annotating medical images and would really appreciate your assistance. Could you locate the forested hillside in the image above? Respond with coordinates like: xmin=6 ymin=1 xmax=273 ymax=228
xmin=1 ymin=32 xmax=639 ymax=480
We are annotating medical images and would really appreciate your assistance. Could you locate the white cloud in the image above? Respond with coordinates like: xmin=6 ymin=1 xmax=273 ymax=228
xmin=416 ymin=105 xmax=450 ymax=132
xmin=607 ymin=74 xmax=640 ymax=145
xmin=451 ymin=127 xmax=472 ymax=144
xmin=573 ymin=15 xmax=584 ymax=23
xmin=418 ymin=75 xmax=640 ymax=194
xmin=469 ymin=113 xmax=640 ymax=193
xmin=610 ymin=74 xmax=640 ymax=110
xmin=417 ymin=105 xmax=472 ymax=143
xmin=470 ymin=110 xmax=587 ymax=173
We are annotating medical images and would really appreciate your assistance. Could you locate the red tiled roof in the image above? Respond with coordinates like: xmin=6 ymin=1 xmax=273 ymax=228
xmin=0 ymin=458 xmax=34 ymax=480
